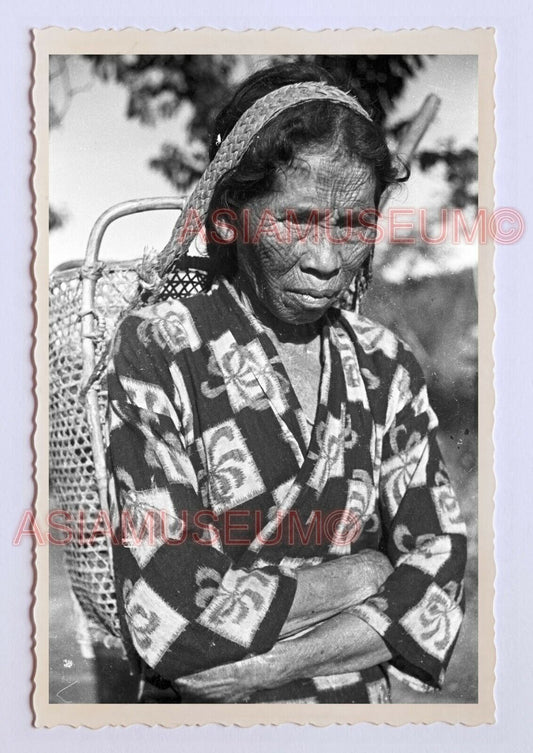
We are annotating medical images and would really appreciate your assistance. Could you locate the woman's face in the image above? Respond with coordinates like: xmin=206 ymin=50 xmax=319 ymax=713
xmin=235 ymin=146 xmax=377 ymax=326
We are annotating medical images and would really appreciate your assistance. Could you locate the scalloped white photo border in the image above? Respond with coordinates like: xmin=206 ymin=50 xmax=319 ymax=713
xmin=31 ymin=26 xmax=496 ymax=728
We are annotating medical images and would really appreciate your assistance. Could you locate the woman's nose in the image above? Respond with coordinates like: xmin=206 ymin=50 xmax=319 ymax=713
xmin=299 ymin=234 xmax=342 ymax=278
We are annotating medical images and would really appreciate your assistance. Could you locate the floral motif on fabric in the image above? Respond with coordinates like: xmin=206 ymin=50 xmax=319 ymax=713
xmin=202 ymin=332 xmax=290 ymax=414
xmin=197 ymin=568 xmax=278 ymax=647
xmin=137 ymin=302 xmax=201 ymax=354
xmin=203 ymin=419 xmax=266 ymax=513
xmin=122 ymin=578 xmax=188 ymax=667
xmin=400 ymin=582 xmax=464 ymax=662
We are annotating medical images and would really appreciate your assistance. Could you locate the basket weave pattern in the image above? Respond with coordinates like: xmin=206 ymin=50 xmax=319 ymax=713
xmin=49 ymin=260 xmax=208 ymax=644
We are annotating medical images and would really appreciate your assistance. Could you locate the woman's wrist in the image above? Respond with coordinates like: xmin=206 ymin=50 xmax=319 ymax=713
xmin=239 ymin=642 xmax=295 ymax=693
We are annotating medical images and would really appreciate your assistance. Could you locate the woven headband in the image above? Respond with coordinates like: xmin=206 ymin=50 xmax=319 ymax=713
xmin=151 ymin=81 xmax=372 ymax=289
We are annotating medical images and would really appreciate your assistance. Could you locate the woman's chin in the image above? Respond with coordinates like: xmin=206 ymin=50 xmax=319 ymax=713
xmin=252 ymin=290 xmax=332 ymax=328
xmin=277 ymin=305 xmax=329 ymax=327
xmin=282 ymin=290 xmax=340 ymax=322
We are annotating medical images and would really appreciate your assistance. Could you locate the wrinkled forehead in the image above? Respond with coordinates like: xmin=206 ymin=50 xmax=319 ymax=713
xmin=267 ymin=147 xmax=376 ymax=210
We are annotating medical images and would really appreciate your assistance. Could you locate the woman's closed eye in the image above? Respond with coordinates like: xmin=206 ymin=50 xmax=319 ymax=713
xmin=282 ymin=210 xmax=320 ymax=226
xmin=279 ymin=209 xmax=361 ymax=228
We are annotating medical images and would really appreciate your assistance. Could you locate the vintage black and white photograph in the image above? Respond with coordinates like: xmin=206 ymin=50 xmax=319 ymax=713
xmin=34 ymin=28 xmax=495 ymax=726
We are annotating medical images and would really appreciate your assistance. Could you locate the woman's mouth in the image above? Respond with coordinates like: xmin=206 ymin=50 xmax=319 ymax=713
xmin=288 ymin=288 xmax=338 ymax=306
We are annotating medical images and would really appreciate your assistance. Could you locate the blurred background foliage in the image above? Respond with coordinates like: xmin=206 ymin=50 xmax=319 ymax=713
xmin=82 ymin=54 xmax=428 ymax=192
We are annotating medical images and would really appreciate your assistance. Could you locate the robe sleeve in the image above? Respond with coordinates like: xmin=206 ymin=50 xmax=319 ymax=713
xmin=106 ymin=313 xmax=297 ymax=680
xmin=349 ymin=344 xmax=468 ymax=691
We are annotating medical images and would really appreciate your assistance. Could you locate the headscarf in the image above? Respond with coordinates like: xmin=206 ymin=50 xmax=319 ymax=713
xmin=84 ymin=81 xmax=374 ymax=394
xmin=140 ymin=81 xmax=373 ymax=305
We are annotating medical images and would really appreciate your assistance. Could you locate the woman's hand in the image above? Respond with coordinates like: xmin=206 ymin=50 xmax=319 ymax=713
xmin=174 ymin=653 xmax=272 ymax=702
xmin=174 ymin=610 xmax=394 ymax=702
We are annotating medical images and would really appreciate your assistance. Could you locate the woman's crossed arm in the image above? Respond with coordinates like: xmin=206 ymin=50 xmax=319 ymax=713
xmin=174 ymin=551 xmax=394 ymax=701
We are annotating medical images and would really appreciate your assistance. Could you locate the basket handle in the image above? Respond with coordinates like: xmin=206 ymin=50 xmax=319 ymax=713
xmin=83 ymin=196 xmax=187 ymax=269
xmin=81 ymin=197 xmax=187 ymax=518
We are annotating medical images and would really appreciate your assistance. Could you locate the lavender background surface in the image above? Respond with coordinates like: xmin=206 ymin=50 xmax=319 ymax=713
xmin=1 ymin=1 xmax=530 ymax=750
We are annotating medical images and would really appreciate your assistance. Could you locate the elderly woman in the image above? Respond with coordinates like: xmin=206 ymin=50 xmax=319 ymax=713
xmin=107 ymin=63 xmax=467 ymax=704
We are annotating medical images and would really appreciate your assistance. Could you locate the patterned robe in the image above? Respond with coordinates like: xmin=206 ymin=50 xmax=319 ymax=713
xmin=107 ymin=278 xmax=467 ymax=703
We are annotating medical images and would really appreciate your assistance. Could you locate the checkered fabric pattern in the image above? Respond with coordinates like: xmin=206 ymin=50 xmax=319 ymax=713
xmin=107 ymin=279 xmax=467 ymax=702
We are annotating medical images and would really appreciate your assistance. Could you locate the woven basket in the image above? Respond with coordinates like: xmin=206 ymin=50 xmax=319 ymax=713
xmin=49 ymin=198 xmax=211 ymax=651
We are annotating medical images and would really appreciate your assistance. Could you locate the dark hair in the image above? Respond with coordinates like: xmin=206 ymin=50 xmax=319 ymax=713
xmin=205 ymin=62 xmax=407 ymax=277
